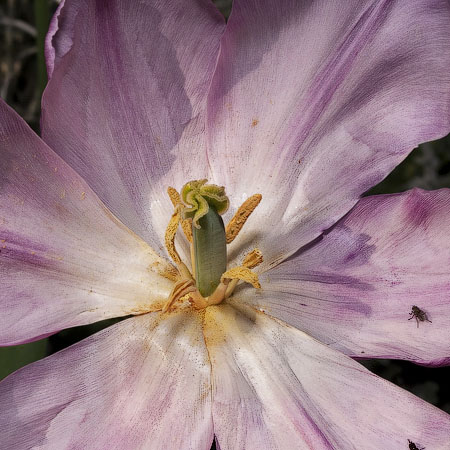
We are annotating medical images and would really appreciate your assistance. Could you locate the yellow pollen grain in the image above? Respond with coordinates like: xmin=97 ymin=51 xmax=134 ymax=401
xmin=225 ymin=194 xmax=262 ymax=244
xmin=251 ymin=118 xmax=259 ymax=127
xmin=81 ymin=192 xmax=86 ymax=200
xmin=221 ymin=266 xmax=261 ymax=289
xmin=243 ymin=248 xmax=263 ymax=269
xmin=60 ymin=189 xmax=66 ymax=199
xmin=203 ymin=306 xmax=228 ymax=347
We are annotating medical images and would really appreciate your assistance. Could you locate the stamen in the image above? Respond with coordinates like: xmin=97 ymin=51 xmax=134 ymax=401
xmin=187 ymin=281 xmax=229 ymax=309
xmin=167 ymin=186 xmax=181 ymax=207
xmin=187 ymin=290 xmax=210 ymax=310
xmin=164 ymin=207 xmax=192 ymax=280
xmin=183 ymin=219 xmax=193 ymax=244
xmin=164 ymin=209 xmax=182 ymax=265
xmin=225 ymin=248 xmax=264 ymax=298
xmin=162 ymin=278 xmax=197 ymax=313
xmin=163 ymin=181 xmax=263 ymax=313
xmin=167 ymin=186 xmax=193 ymax=243
xmin=225 ymin=194 xmax=262 ymax=244
xmin=221 ymin=266 xmax=261 ymax=289
xmin=203 ymin=281 xmax=229 ymax=306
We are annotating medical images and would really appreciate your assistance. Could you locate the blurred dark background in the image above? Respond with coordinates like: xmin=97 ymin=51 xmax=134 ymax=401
xmin=1 ymin=0 xmax=449 ymax=436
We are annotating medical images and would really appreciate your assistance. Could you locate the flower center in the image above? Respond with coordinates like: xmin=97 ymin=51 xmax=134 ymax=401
xmin=162 ymin=179 xmax=263 ymax=312
xmin=183 ymin=179 xmax=228 ymax=296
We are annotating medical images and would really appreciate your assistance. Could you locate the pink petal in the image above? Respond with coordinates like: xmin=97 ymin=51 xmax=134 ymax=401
xmin=42 ymin=0 xmax=225 ymax=254
xmin=0 ymin=99 xmax=173 ymax=346
xmin=207 ymin=0 xmax=450 ymax=268
xmin=239 ymin=189 xmax=450 ymax=366
xmin=0 ymin=311 xmax=213 ymax=449
xmin=45 ymin=0 xmax=72 ymax=78
xmin=205 ymin=304 xmax=450 ymax=449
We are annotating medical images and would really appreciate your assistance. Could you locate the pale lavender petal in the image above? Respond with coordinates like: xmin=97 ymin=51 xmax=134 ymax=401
xmin=205 ymin=304 xmax=450 ymax=449
xmin=45 ymin=0 xmax=72 ymax=78
xmin=208 ymin=0 xmax=450 ymax=268
xmin=0 ymin=311 xmax=213 ymax=449
xmin=42 ymin=0 xmax=225 ymax=255
xmin=0 ymin=99 xmax=173 ymax=346
xmin=239 ymin=189 xmax=450 ymax=366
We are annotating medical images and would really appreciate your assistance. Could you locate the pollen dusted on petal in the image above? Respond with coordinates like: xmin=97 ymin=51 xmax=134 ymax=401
xmin=243 ymin=248 xmax=263 ymax=269
xmin=225 ymin=194 xmax=262 ymax=244
xmin=148 ymin=261 xmax=179 ymax=282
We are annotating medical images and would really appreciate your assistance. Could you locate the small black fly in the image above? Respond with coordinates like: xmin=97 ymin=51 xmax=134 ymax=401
xmin=408 ymin=305 xmax=432 ymax=328
xmin=408 ymin=439 xmax=425 ymax=450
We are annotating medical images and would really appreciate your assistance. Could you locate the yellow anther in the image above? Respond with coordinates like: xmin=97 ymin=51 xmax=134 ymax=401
xmin=242 ymin=248 xmax=263 ymax=269
xmin=164 ymin=208 xmax=192 ymax=280
xmin=165 ymin=209 xmax=182 ymax=265
xmin=181 ymin=219 xmax=193 ymax=244
xmin=167 ymin=186 xmax=181 ymax=206
xmin=167 ymin=186 xmax=193 ymax=243
xmin=221 ymin=266 xmax=261 ymax=289
xmin=225 ymin=194 xmax=262 ymax=244
xmin=224 ymin=248 xmax=264 ymax=299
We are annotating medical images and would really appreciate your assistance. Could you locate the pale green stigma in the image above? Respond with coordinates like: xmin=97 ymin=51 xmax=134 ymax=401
xmin=181 ymin=179 xmax=229 ymax=229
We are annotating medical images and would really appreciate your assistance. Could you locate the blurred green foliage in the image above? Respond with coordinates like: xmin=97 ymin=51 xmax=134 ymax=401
xmin=369 ymin=137 xmax=450 ymax=195
xmin=0 ymin=340 xmax=47 ymax=380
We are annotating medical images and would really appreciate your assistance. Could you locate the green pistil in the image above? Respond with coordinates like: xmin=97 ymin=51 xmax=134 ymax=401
xmin=181 ymin=180 xmax=229 ymax=297
xmin=193 ymin=206 xmax=227 ymax=296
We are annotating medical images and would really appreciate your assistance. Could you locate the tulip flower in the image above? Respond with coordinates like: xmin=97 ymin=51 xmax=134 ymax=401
xmin=1 ymin=0 xmax=450 ymax=448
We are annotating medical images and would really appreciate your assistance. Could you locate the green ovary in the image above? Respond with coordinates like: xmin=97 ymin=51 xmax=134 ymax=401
xmin=181 ymin=180 xmax=229 ymax=297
